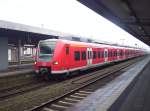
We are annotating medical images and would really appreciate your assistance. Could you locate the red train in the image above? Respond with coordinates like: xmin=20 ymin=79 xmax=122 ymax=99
xmin=34 ymin=39 xmax=145 ymax=79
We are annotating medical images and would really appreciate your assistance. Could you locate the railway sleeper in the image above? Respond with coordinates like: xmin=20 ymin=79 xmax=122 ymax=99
xmin=50 ymin=103 xmax=69 ymax=110
xmin=43 ymin=107 xmax=58 ymax=111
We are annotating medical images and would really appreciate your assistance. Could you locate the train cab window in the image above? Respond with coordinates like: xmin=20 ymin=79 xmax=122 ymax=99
xmin=81 ymin=51 xmax=86 ymax=60
xmin=66 ymin=47 xmax=69 ymax=55
xmin=74 ymin=51 xmax=80 ymax=61
xmin=39 ymin=41 xmax=56 ymax=54
xmin=93 ymin=51 xmax=96 ymax=59
xmin=39 ymin=41 xmax=56 ymax=61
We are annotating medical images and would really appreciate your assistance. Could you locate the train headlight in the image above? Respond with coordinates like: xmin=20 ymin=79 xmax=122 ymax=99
xmin=53 ymin=61 xmax=59 ymax=65
xmin=34 ymin=62 xmax=37 ymax=65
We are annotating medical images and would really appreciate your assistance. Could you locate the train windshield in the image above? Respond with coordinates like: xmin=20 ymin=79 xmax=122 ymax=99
xmin=38 ymin=41 xmax=56 ymax=61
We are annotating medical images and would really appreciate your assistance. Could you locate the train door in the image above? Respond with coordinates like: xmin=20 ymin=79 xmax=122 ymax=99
xmin=104 ymin=49 xmax=108 ymax=62
xmin=87 ymin=48 xmax=93 ymax=66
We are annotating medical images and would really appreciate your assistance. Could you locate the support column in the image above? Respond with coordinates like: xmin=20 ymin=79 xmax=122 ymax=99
xmin=0 ymin=37 xmax=8 ymax=70
xmin=17 ymin=39 xmax=21 ymax=66
xmin=32 ymin=47 xmax=34 ymax=56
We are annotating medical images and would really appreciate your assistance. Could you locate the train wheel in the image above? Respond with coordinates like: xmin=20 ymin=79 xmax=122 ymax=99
xmin=41 ymin=72 xmax=51 ymax=81
xmin=51 ymin=73 xmax=67 ymax=81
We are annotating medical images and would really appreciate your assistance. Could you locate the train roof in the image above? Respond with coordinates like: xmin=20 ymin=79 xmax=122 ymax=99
xmin=40 ymin=39 xmax=141 ymax=50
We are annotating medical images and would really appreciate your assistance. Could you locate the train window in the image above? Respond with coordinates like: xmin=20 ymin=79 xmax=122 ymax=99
xmin=111 ymin=51 xmax=112 ymax=57
xmin=93 ymin=51 xmax=96 ymax=59
xmin=81 ymin=51 xmax=86 ymax=60
xmin=98 ymin=51 xmax=100 ymax=58
xmin=120 ymin=50 xmax=122 ymax=56
xmin=39 ymin=41 xmax=56 ymax=54
xmin=74 ymin=51 xmax=80 ymax=61
xmin=109 ymin=51 xmax=112 ymax=57
xmin=114 ymin=51 xmax=117 ymax=56
xmin=113 ymin=51 xmax=115 ymax=56
xmin=125 ymin=51 xmax=127 ymax=56
xmin=39 ymin=41 xmax=56 ymax=61
xmin=117 ymin=50 xmax=120 ymax=56
xmin=101 ymin=51 xmax=104 ymax=58
xmin=66 ymin=47 xmax=69 ymax=55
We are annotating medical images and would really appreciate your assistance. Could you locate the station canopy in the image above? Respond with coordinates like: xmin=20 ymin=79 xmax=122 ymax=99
xmin=0 ymin=20 xmax=74 ymax=46
xmin=78 ymin=0 xmax=150 ymax=46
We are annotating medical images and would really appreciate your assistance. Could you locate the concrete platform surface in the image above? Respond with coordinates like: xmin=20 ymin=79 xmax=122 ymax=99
xmin=68 ymin=56 xmax=150 ymax=111
xmin=0 ymin=63 xmax=34 ymax=77
xmin=112 ymin=57 xmax=150 ymax=111
xmin=8 ymin=63 xmax=33 ymax=68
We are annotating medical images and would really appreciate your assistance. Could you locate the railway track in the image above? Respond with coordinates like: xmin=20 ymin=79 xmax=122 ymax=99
xmin=28 ymin=58 xmax=140 ymax=111
xmin=0 ymin=80 xmax=55 ymax=101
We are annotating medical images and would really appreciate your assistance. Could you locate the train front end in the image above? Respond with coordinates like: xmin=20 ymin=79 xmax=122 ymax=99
xmin=34 ymin=39 xmax=58 ymax=79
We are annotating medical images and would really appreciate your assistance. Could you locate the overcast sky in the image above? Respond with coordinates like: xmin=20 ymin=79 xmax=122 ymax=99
xmin=0 ymin=0 xmax=149 ymax=50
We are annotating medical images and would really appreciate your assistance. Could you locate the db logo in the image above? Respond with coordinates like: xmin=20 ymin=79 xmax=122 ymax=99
xmin=42 ymin=63 xmax=46 ymax=66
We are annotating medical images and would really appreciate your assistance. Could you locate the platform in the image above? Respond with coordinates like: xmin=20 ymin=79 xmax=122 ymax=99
xmin=0 ymin=63 xmax=34 ymax=77
xmin=68 ymin=55 xmax=150 ymax=111
xmin=111 ymin=56 xmax=150 ymax=111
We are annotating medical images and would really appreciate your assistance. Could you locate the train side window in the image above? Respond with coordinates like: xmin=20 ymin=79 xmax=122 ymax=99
xmin=74 ymin=51 xmax=80 ymax=61
xmin=81 ymin=51 xmax=86 ymax=60
xmin=101 ymin=51 xmax=104 ymax=58
xmin=98 ymin=51 xmax=100 ymax=58
xmin=112 ymin=51 xmax=114 ymax=56
xmin=66 ymin=47 xmax=69 ymax=55
xmin=110 ymin=51 xmax=112 ymax=57
xmin=117 ymin=50 xmax=120 ymax=56
xmin=108 ymin=51 xmax=112 ymax=57
xmin=93 ymin=51 xmax=96 ymax=59
xmin=120 ymin=50 xmax=122 ymax=56
xmin=114 ymin=51 xmax=117 ymax=56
